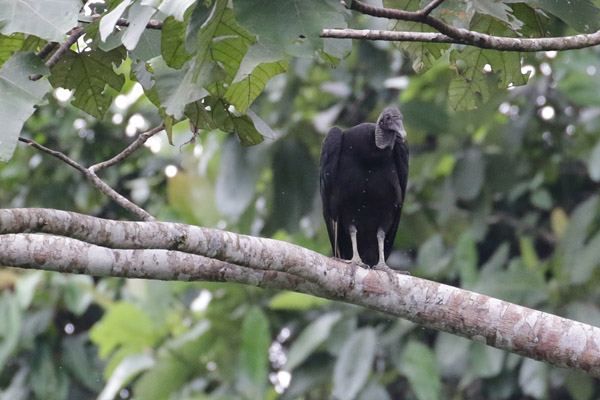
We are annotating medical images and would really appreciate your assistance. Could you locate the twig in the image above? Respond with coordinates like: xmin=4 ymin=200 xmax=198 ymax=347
xmin=90 ymin=124 xmax=165 ymax=172
xmin=328 ymin=0 xmax=600 ymax=52
xmin=18 ymin=137 xmax=154 ymax=221
xmin=29 ymin=28 xmax=84 ymax=81
xmin=420 ymin=0 xmax=445 ymax=16
xmin=36 ymin=42 xmax=59 ymax=60
xmin=18 ymin=137 xmax=87 ymax=173
xmin=87 ymin=14 xmax=163 ymax=30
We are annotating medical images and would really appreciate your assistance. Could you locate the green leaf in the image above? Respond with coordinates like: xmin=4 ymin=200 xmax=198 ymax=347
xmin=269 ymin=292 xmax=330 ymax=310
xmin=215 ymin=134 xmax=267 ymax=219
xmin=357 ymin=383 xmax=391 ymax=400
xmin=161 ymin=17 xmax=192 ymax=69
xmin=473 ymin=261 xmax=547 ymax=306
xmin=61 ymin=335 xmax=104 ymax=393
xmin=263 ymin=137 xmax=318 ymax=234
xmin=63 ymin=275 xmax=94 ymax=316
xmin=147 ymin=57 xmax=210 ymax=119
xmin=0 ymin=293 xmax=21 ymax=371
xmin=526 ymin=0 xmax=600 ymax=33
xmin=270 ymin=292 xmax=330 ymax=310
xmin=565 ymin=370 xmax=594 ymax=400
xmin=158 ymin=0 xmax=196 ymax=21
xmin=469 ymin=342 xmax=504 ymax=378
xmin=232 ymin=114 xmax=265 ymax=146
xmin=570 ymin=231 xmax=600 ymax=285
xmin=30 ymin=344 xmax=69 ymax=400
xmin=0 ymin=33 xmax=24 ymax=68
xmin=471 ymin=0 xmax=523 ymax=31
xmin=434 ymin=333 xmax=470 ymax=378
xmin=99 ymin=0 xmax=132 ymax=42
xmin=417 ymin=234 xmax=450 ymax=276
xmin=48 ymin=47 xmax=126 ymax=119
xmin=332 ymin=328 xmax=377 ymax=400
xmin=449 ymin=15 xmax=528 ymax=110
xmin=454 ymin=231 xmax=478 ymax=288
xmin=121 ymin=3 xmax=157 ymax=51
xmin=385 ymin=0 xmax=449 ymax=73
xmin=519 ymin=236 xmax=539 ymax=269
xmin=0 ymin=51 xmax=51 ymax=163
xmin=518 ymin=358 xmax=548 ymax=399
xmin=0 ymin=0 xmax=79 ymax=42
xmin=284 ymin=312 xmax=342 ymax=371
xmin=237 ymin=307 xmax=270 ymax=399
xmin=190 ymin=0 xmax=228 ymax=81
xmin=89 ymin=302 xmax=161 ymax=367
xmin=587 ymin=141 xmax=600 ymax=181
xmin=398 ymin=341 xmax=441 ymax=400
xmin=562 ymin=196 xmax=598 ymax=280
xmin=99 ymin=354 xmax=155 ymax=400
xmin=14 ymin=271 xmax=42 ymax=309
xmin=225 ymin=61 xmax=287 ymax=113
xmin=451 ymin=149 xmax=484 ymax=201
xmin=233 ymin=0 xmax=348 ymax=58
xmin=530 ymin=189 xmax=552 ymax=210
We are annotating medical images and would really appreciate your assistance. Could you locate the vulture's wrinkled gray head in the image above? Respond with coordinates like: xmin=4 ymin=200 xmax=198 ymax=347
xmin=375 ymin=107 xmax=406 ymax=149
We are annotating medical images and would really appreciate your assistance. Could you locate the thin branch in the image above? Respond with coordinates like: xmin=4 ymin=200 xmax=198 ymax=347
xmin=87 ymin=14 xmax=163 ymax=30
xmin=2 ymin=207 xmax=600 ymax=377
xmin=420 ymin=0 xmax=446 ymax=16
xmin=36 ymin=42 xmax=59 ymax=60
xmin=321 ymin=29 xmax=458 ymax=44
xmin=90 ymin=124 xmax=165 ymax=172
xmin=329 ymin=0 xmax=600 ymax=52
xmin=30 ymin=28 xmax=84 ymax=81
xmin=18 ymin=137 xmax=87 ymax=173
xmin=17 ymin=138 xmax=154 ymax=221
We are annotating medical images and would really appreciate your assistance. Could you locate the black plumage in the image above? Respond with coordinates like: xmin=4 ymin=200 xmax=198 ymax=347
xmin=320 ymin=107 xmax=409 ymax=270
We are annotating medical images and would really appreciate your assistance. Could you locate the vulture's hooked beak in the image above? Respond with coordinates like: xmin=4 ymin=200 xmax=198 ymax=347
xmin=394 ymin=119 xmax=407 ymax=141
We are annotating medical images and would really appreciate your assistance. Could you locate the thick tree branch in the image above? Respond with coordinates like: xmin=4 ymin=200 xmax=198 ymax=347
xmin=17 ymin=138 xmax=154 ymax=221
xmin=323 ymin=0 xmax=600 ymax=52
xmin=2 ymin=208 xmax=600 ymax=377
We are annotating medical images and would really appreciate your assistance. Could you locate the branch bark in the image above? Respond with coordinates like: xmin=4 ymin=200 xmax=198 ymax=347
xmin=322 ymin=0 xmax=600 ymax=52
xmin=1 ymin=207 xmax=600 ymax=377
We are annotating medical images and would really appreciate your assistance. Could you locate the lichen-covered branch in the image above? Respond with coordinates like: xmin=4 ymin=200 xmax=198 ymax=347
xmin=1 ymin=207 xmax=600 ymax=377
xmin=323 ymin=0 xmax=600 ymax=52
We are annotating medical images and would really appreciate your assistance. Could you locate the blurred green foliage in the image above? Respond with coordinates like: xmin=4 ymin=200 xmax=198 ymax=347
xmin=3 ymin=1 xmax=600 ymax=399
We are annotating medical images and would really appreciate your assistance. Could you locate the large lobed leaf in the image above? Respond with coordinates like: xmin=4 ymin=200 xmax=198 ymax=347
xmin=49 ymin=47 xmax=126 ymax=119
xmin=449 ymin=15 xmax=529 ymax=111
xmin=0 ymin=52 xmax=50 ymax=163
xmin=233 ymin=0 xmax=348 ymax=59
xmin=0 ymin=0 xmax=80 ymax=42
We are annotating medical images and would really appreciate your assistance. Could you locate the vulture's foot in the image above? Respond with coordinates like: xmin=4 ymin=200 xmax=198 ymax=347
xmin=372 ymin=262 xmax=408 ymax=286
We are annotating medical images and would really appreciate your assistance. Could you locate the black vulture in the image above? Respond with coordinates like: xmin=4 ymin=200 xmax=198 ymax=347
xmin=320 ymin=107 xmax=409 ymax=274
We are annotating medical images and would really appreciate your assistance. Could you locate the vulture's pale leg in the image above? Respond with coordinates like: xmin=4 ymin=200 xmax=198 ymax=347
xmin=348 ymin=225 xmax=364 ymax=265
xmin=337 ymin=225 xmax=366 ymax=283
xmin=372 ymin=229 xmax=405 ymax=283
